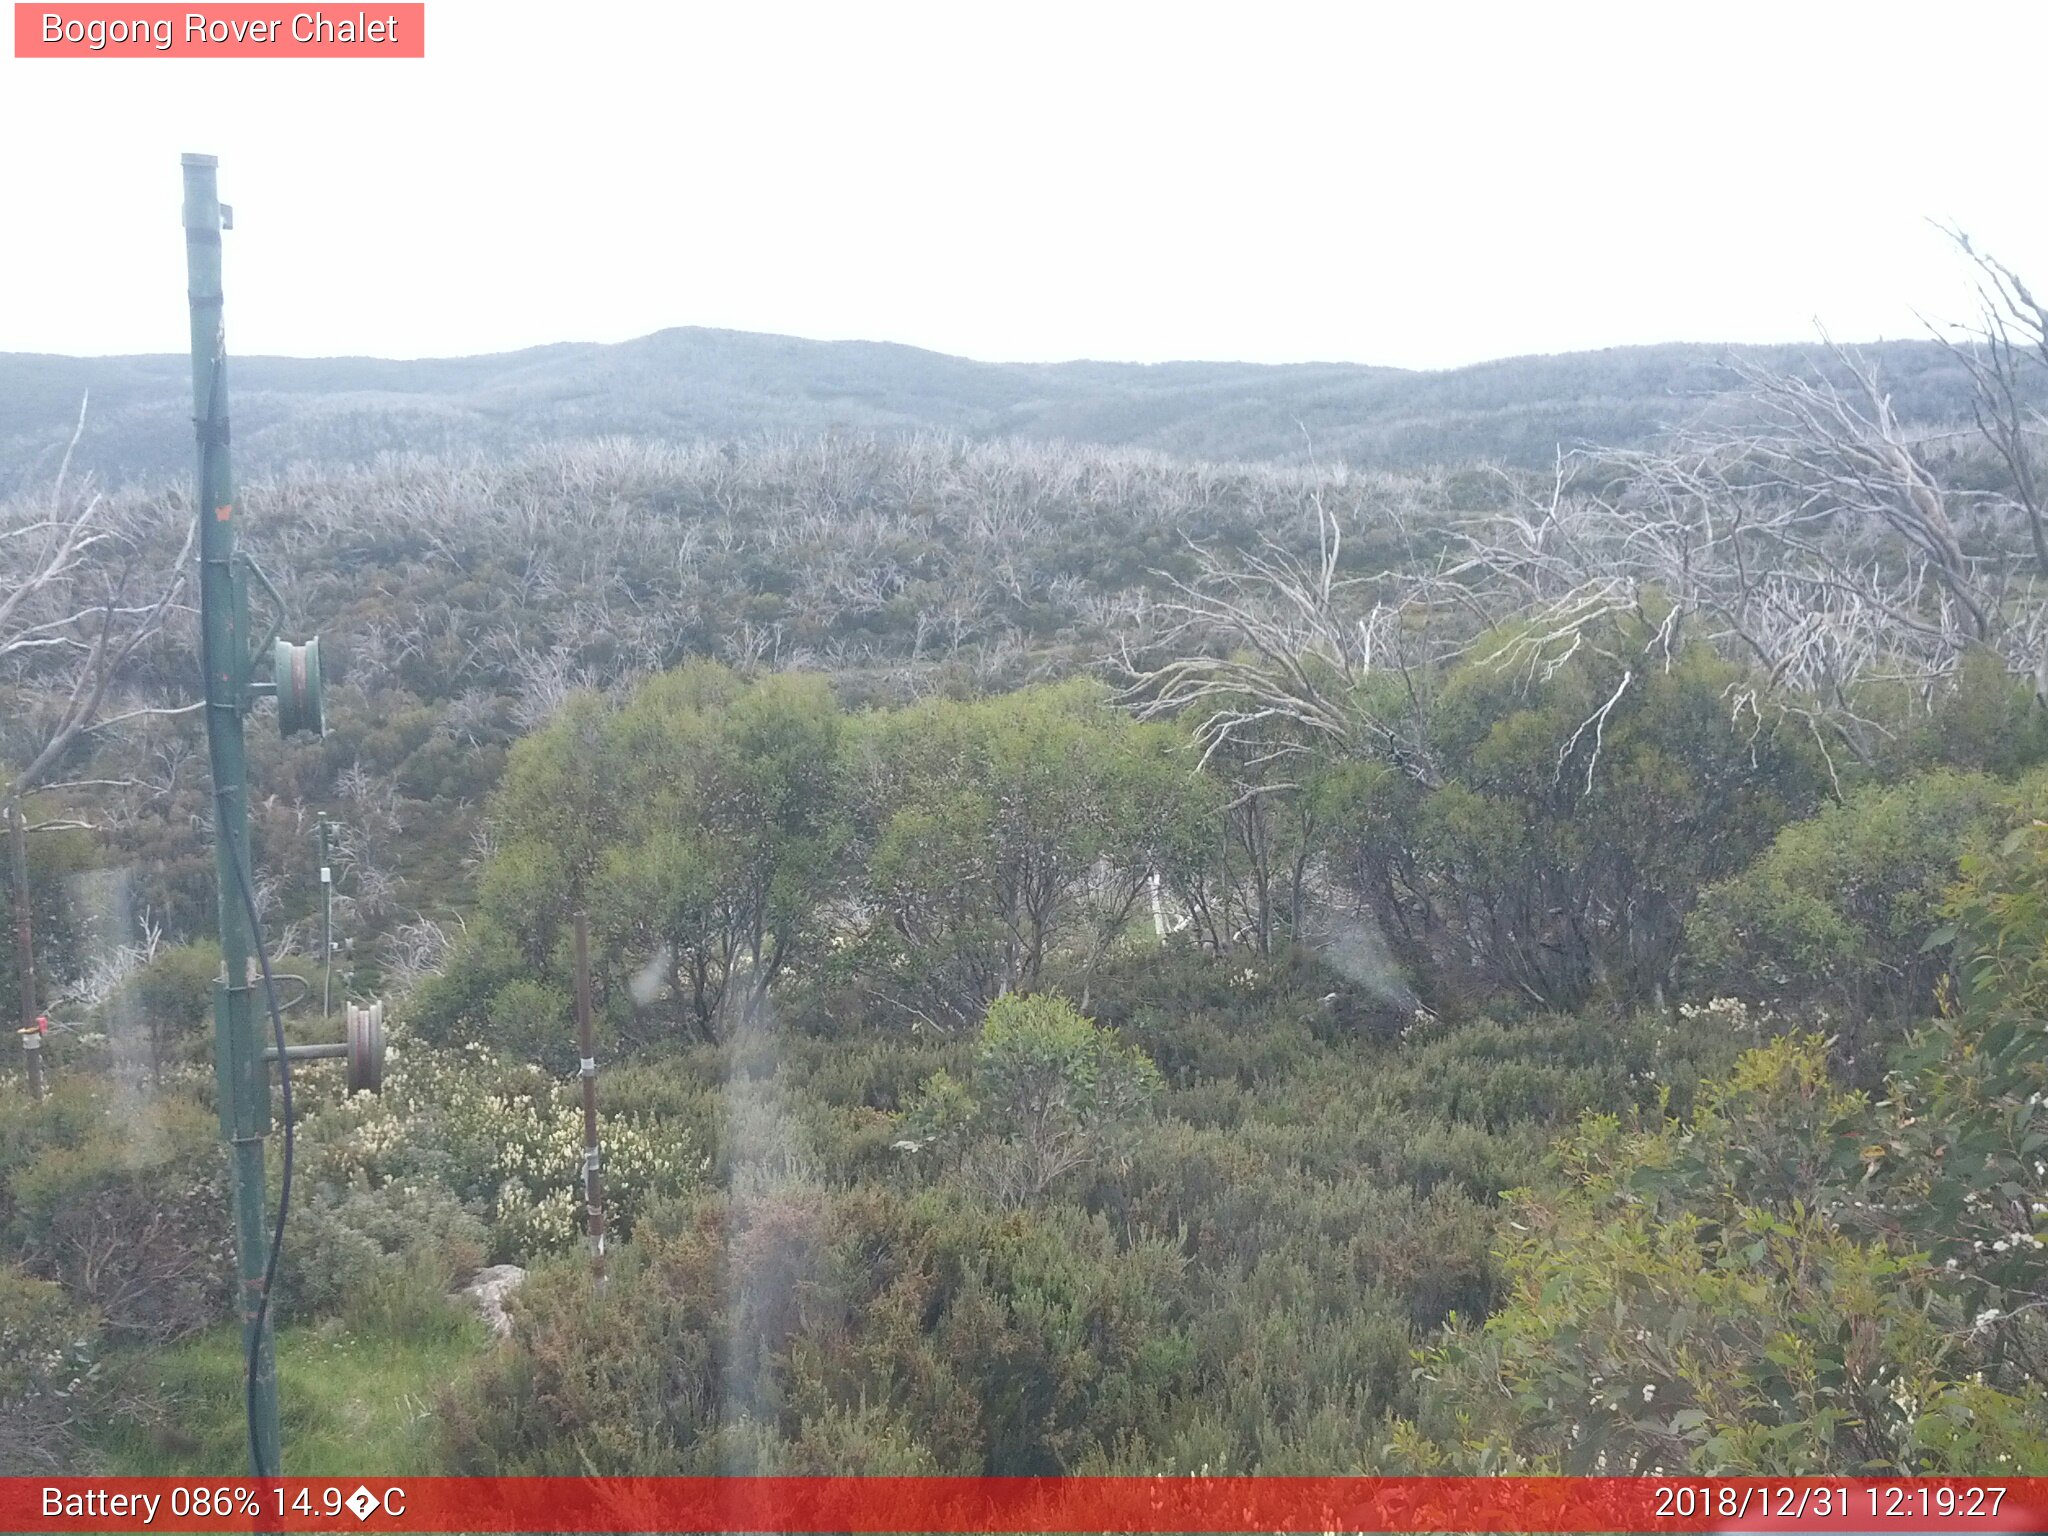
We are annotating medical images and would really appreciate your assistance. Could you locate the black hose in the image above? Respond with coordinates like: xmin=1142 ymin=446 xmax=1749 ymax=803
xmin=233 ymin=835 xmax=294 ymax=1480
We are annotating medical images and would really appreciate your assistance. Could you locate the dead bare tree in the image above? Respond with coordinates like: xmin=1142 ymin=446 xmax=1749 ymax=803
xmin=1930 ymin=225 xmax=2048 ymax=697
xmin=1119 ymin=485 xmax=1437 ymax=788
xmin=1409 ymin=331 xmax=2048 ymax=786
xmin=2 ymin=403 xmax=196 ymax=1032
xmin=1 ymin=402 xmax=198 ymax=813
xmin=1112 ymin=298 xmax=2048 ymax=829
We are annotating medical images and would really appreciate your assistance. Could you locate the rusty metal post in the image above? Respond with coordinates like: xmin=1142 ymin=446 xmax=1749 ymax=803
xmin=10 ymin=802 xmax=42 ymax=1102
xmin=573 ymin=911 xmax=606 ymax=1295
xmin=318 ymin=817 xmax=333 ymax=1019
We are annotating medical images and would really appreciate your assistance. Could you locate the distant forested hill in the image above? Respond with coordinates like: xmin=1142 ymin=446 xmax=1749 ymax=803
xmin=0 ymin=327 xmax=1999 ymax=489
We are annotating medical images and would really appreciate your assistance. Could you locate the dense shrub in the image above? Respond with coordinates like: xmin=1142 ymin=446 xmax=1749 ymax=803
xmin=91 ymin=943 xmax=219 ymax=1078
xmin=1902 ymin=646 xmax=2048 ymax=778
xmin=1686 ymin=771 xmax=2025 ymax=1058
xmin=1398 ymin=815 xmax=2048 ymax=1475
xmin=1400 ymin=628 xmax=1824 ymax=1009
xmin=297 ymin=1036 xmax=703 ymax=1262
xmin=436 ymin=943 xmax=1725 ymax=1476
xmin=281 ymin=1177 xmax=488 ymax=1331
xmin=902 ymin=993 xmax=1162 ymax=1205
xmin=1401 ymin=1035 xmax=2048 ymax=1474
xmin=0 ymin=1261 xmax=102 ymax=1473
xmin=1 ymin=1080 xmax=229 ymax=1344
xmin=445 ymin=1181 xmax=1195 ymax=1475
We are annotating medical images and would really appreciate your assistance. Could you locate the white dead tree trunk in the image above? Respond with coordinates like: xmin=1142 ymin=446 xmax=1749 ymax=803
xmin=1118 ymin=487 xmax=1437 ymax=788
xmin=1120 ymin=314 xmax=2048 ymax=799
xmin=2 ymin=399 xmax=195 ymax=1047
xmin=1931 ymin=225 xmax=2048 ymax=701
xmin=2 ymin=397 xmax=198 ymax=812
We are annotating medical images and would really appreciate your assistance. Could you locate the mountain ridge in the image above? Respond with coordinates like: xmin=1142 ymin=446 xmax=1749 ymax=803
xmin=0 ymin=325 xmax=1993 ymax=490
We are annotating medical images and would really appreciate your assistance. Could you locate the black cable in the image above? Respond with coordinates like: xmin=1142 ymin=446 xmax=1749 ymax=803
xmin=193 ymin=328 xmax=295 ymax=1479
xmin=233 ymin=833 xmax=294 ymax=1480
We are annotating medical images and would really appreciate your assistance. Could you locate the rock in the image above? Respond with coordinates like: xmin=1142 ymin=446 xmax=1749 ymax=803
xmin=456 ymin=1263 xmax=526 ymax=1339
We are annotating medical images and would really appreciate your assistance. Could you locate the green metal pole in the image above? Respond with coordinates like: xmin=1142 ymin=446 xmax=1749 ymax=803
xmin=183 ymin=151 xmax=282 ymax=1477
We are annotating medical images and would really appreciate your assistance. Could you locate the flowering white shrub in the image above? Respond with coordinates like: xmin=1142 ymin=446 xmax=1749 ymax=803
xmin=1676 ymin=996 xmax=1764 ymax=1033
xmin=300 ymin=1034 xmax=704 ymax=1259
xmin=0 ymin=1265 xmax=101 ymax=1470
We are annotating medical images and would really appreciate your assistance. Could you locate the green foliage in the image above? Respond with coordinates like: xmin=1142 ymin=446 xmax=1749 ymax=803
xmin=0 ymin=1078 xmax=229 ymax=1344
xmin=470 ymin=664 xmax=849 ymax=1043
xmin=1387 ymin=721 xmax=2048 ymax=1479
xmin=1404 ymin=1035 xmax=2048 ymax=1473
xmin=0 ymin=1261 xmax=102 ymax=1473
xmin=904 ymin=993 xmax=1162 ymax=1203
xmin=843 ymin=681 xmax=1202 ymax=1025
xmin=1383 ymin=621 xmax=1823 ymax=1008
xmin=1870 ymin=815 xmax=2048 ymax=1320
xmin=408 ymin=922 xmax=531 ymax=1052
xmin=1403 ymin=830 xmax=2048 ymax=1487
xmin=1901 ymin=647 xmax=2048 ymax=777
xmin=282 ymin=1179 xmax=488 ymax=1333
xmin=300 ymin=1036 xmax=703 ymax=1262
xmin=443 ymin=671 xmax=1208 ymax=1047
xmin=1686 ymin=770 xmax=2013 ymax=1040
xmin=93 ymin=942 xmax=220 ymax=1074
xmin=477 ymin=689 xmax=628 ymax=966
xmin=435 ymin=945 xmax=1715 ymax=1477
xmin=480 ymin=976 xmax=576 ymax=1074
xmin=606 ymin=666 xmax=849 ymax=1037
xmin=448 ymin=1181 xmax=1193 ymax=1476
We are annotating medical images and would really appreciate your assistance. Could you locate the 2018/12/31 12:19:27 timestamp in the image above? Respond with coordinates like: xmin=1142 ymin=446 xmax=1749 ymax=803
xmin=1658 ymin=1483 xmax=2018 ymax=1524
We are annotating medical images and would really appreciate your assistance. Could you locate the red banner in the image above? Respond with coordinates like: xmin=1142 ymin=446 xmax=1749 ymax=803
xmin=7 ymin=1477 xmax=2048 ymax=1533
xmin=13 ymin=4 xmax=425 ymax=57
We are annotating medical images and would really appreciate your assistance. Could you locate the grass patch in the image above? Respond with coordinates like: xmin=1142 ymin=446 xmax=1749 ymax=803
xmin=89 ymin=1306 xmax=491 ymax=1476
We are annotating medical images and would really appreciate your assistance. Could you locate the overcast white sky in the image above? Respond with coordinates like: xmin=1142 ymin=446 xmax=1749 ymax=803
xmin=2 ymin=0 xmax=2041 ymax=369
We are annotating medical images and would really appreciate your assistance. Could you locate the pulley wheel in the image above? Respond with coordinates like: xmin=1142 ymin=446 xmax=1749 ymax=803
xmin=274 ymin=636 xmax=325 ymax=737
xmin=345 ymin=999 xmax=384 ymax=1094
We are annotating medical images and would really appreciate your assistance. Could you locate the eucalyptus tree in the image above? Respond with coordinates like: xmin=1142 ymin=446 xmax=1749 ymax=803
xmin=478 ymin=663 xmax=849 ymax=1042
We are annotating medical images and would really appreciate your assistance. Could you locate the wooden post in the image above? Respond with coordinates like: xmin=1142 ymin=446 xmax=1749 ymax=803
xmin=10 ymin=802 xmax=42 ymax=1102
xmin=573 ymin=910 xmax=606 ymax=1295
